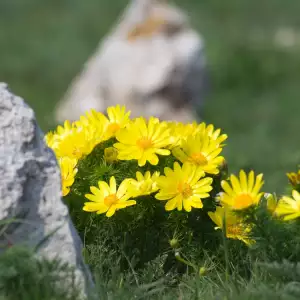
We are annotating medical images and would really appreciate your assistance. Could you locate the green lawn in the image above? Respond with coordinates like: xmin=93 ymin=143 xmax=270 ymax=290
xmin=1 ymin=0 xmax=300 ymax=193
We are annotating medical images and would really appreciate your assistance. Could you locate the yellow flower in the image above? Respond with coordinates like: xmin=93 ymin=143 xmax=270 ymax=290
xmin=83 ymin=176 xmax=136 ymax=217
xmin=195 ymin=122 xmax=228 ymax=146
xmin=47 ymin=105 xmax=130 ymax=162
xmin=167 ymin=121 xmax=227 ymax=150
xmin=167 ymin=121 xmax=198 ymax=148
xmin=45 ymin=120 xmax=74 ymax=149
xmin=155 ymin=162 xmax=213 ymax=212
xmin=287 ymin=171 xmax=300 ymax=187
xmin=58 ymin=157 xmax=78 ymax=196
xmin=208 ymin=206 xmax=254 ymax=246
xmin=77 ymin=106 xmax=131 ymax=140
xmin=114 ymin=117 xmax=171 ymax=166
xmin=53 ymin=127 xmax=96 ymax=160
xmin=105 ymin=105 xmax=131 ymax=139
xmin=275 ymin=190 xmax=300 ymax=220
xmin=104 ymin=147 xmax=118 ymax=163
xmin=45 ymin=131 xmax=56 ymax=148
xmin=172 ymin=132 xmax=224 ymax=174
xmin=55 ymin=120 xmax=74 ymax=137
xmin=219 ymin=170 xmax=264 ymax=210
xmin=126 ymin=171 xmax=160 ymax=197
xmin=75 ymin=110 xmax=109 ymax=144
xmin=47 ymin=117 xmax=101 ymax=160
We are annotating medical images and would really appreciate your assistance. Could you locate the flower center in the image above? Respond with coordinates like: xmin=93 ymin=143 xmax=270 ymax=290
xmin=136 ymin=137 xmax=153 ymax=149
xmin=226 ymin=224 xmax=244 ymax=236
xmin=177 ymin=182 xmax=193 ymax=198
xmin=189 ymin=152 xmax=208 ymax=166
xmin=108 ymin=123 xmax=120 ymax=134
xmin=233 ymin=193 xmax=254 ymax=209
xmin=104 ymin=194 xmax=118 ymax=207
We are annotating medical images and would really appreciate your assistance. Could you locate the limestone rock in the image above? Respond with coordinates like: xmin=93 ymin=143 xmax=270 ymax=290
xmin=55 ymin=0 xmax=207 ymax=124
xmin=0 ymin=83 xmax=92 ymax=296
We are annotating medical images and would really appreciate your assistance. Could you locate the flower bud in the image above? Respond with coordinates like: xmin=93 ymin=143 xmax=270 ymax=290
xmin=287 ymin=171 xmax=300 ymax=188
xmin=199 ymin=266 xmax=207 ymax=276
xmin=265 ymin=193 xmax=277 ymax=213
xmin=104 ymin=147 xmax=118 ymax=163
xmin=169 ymin=238 xmax=179 ymax=249
xmin=219 ymin=158 xmax=228 ymax=179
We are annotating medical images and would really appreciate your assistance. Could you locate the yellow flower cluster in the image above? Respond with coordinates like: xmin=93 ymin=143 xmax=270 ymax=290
xmin=46 ymin=104 xmax=300 ymax=247
xmin=208 ymin=168 xmax=300 ymax=244
xmin=46 ymin=105 xmax=131 ymax=196
xmin=208 ymin=170 xmax=264 ymax=245
xmin=46 ymin=105 xmax=227 ymax=218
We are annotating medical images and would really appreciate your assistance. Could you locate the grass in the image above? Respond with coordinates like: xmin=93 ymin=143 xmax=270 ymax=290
xmin=2 ymin=205 xmax=300 ymax=299
xmin=1 ymin=0 xmax=300 ymax=192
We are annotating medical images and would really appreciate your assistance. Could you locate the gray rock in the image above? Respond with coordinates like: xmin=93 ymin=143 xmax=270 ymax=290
xmin=0 ymin=83 xmax=92 ymax=296
xmin=55 ymin=0 xmax=207 ymax=124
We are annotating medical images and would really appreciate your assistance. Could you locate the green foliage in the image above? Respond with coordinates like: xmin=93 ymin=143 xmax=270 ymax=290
xmin=249 ymin=206 xmax=300 ymax=263
xmin=2 ymin=221 xmax=300 ymax=299
xmin=65 ymin=137 xmax=225 ymax=280
xmin=0 ymin=246 xmax=80 ymax=300
xmin=59 ymin=135 xmax=300 ymax=299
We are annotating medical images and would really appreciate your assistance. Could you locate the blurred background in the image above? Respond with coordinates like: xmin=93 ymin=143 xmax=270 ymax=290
xmin=1 ymin=0 xmax=300 ymax=193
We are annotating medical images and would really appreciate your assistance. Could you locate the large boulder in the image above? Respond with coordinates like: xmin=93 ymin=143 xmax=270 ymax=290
xmin=0 ymin=83 xmax=92 ymax=296
xmin=55 ymin=0 xmax=207 ymax=124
